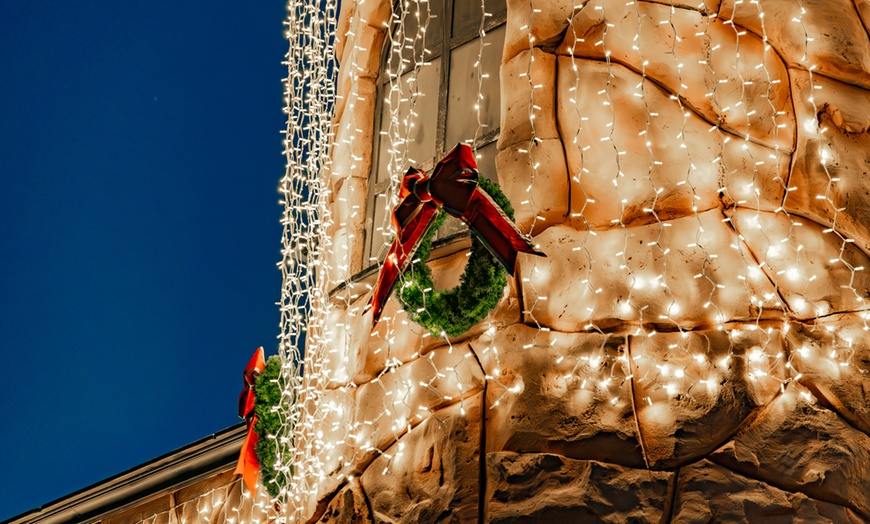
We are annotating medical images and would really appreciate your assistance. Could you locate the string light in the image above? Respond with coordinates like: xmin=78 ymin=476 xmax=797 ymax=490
xmin=270 ymin=0 xmax=870 ymax=521
xmin=133 ymin=478 xmax=276 ymax=524
xmin=278 ymin=0 xmax=338 ymax=520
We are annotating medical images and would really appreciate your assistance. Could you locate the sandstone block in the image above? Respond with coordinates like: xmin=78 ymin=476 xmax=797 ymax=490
xmin=786 ymin=70 xmax=870 ymax=257
xmin=336 ymin=23 xmax=386 ymax=123
xmin=331 ymin=176 xmax=367 ymax=232
xmin=294 ymin=386 xmax=357 ymax=518
xmin=326 ymin=279 xmax=498 ymax=387
xmin=498 ymin=49 xmax=559 ymax=150
xmin=355 ymin=0 xmax=391 ymax=31
xmin=485 ymin=452 xmax=672 ymax=523
xmin=642 ymin=0 xmax=720 ymax=14
xmin=630 ymin=329 xmax=785 ymax=469
xmin=360 ymin=393 xmax=482 ymax=524
xmin=480 ymin=324 xmax=644 ymax=468
xmin=858 ymin=0 xmax=870 ymax=37
xmin=324 ymin=226 xmax=365 ymax=286
xmin=334 ymin=0 xmax=391 ymax=68
xmin=719 ymin=0 xmax=870 ymax=89
xmin=495 ymin=138 xmax=569 ymax=235
xmin=711 ymin=382 xmax=870 ymax=519
xmin=502 ymin=0 xmax=576 ymax=62
xmin=672 ymin=460 xmax=863 ymax=523
xmin=786 ymin=313 xmax=870 ymax=435
xmin=350 ymin=343 xmax=485 ymax=475
xmin=331 ymin=77 xmax=378 ymax=183
xmin=317 ymin=481 xmax=373 ymax=524
xmin=730 ymin=209 xmax=870 ymax=319
xmin=556 ymin=57 xmax=786 ymax=229
xmin=335 ymin=1 xmax=354 ymax=65
xmin=518 ymin=211 xmax=779 ymax=332
xmin=560 ymin=0 xmax=794 ymax=152
xmin=425 ymin=247 xmax=468 ymax=291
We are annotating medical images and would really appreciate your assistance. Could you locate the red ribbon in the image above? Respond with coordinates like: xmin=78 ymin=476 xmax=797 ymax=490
xmin=234 ymin=347 xmax=265 ymax=495
xmin=366 ymin=143 xmax=545 ymax=328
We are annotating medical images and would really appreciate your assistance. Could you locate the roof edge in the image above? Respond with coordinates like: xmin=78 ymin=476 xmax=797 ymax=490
xmin=2 ymin=423 xmax=246 ymax=524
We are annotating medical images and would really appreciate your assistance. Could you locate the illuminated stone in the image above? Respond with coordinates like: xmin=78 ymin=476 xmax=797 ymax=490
xmin=786 ymin=70 xmax=870 ymax=256
xmin=335 ymin=23 xmax=386 ymax=123
xmin=711 ymin=382 xmax=870 ymax=519
xmin=631 ymin=329 xmax=785 ymax=469
xmin=731 ymin=209 xmax=870 ymax=319
xmin=498 ymin=48 xmax=559 ymax=150
xmin=360 ymin=394 xmax=482 ymax=524
xmin=350 ymin=342 xmax=485 ymax=475
xmin=786 ymin=313 xmax=870 ymax=435
xmin=560 ymin=0 xmax=794 ymax=152
xmin=330 ymin=77 xmax=378 ymax=183
xmin=720 ymin=0 xmax=870 ymax=89
xmin=316 ymin=481 xmax=373 ymax=524
xmin=556 ymin=57 xmax=786 ymax=230
xmin=495 ymin=138 xmax=570 ymax=235
xmin=519 ymin=211 xmax=779 ymax=332
xmin=502 ymin=0 xmax=576 ymax=61
xmin=481 ymin=324 xmax=644 ymax=468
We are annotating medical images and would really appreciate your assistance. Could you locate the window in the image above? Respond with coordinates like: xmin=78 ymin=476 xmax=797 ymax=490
xmin=363 ymin=0 xmax=507 ymax=268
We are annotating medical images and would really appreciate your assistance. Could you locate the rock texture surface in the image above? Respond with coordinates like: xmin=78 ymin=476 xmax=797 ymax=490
xmin=302 ymin=0 xmax=870 ymax=522
xmin=671 ymin=460 xmax=865 ymax=523
xmin=485 ymin=452 xmax=672 ymax=523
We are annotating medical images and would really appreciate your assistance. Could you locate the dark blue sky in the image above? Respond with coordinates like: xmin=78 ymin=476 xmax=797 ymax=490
xmin=0 ymin=2 xmax=287 ymax=519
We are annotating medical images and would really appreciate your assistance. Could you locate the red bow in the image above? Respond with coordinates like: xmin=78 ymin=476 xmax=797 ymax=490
xmin=234 ymin=347 xmax=265 ymax=494
xmin=366 ymin=143 xmax=545 ymax=328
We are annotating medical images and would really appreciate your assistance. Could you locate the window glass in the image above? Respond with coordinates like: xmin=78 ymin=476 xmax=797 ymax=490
xmin=445 ymin=24 xmax=505 ymax=148
xmin=397 ymin=0 xmax=445 ymax=72
xmin=363 ymin=0 xmax=509 ymax=271
xmin=452 ymin=0 xmax=507 ymax=36
xmin=366 ymin=191 xmax=392 ymax=266
xmin=375 ymin=57 xmax=442 ymax=185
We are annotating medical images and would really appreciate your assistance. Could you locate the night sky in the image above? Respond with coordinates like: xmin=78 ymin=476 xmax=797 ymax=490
xmin=0 ymin=2 xmax=288 ymax=519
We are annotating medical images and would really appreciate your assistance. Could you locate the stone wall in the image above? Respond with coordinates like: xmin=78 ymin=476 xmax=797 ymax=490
xmin=300 ymin=0 xmax=870 ymax=522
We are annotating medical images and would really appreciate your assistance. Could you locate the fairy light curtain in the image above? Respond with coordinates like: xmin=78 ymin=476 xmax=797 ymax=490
xmin=278 ymin=0 xmax=870 ymax=521
xmin=276 ymin=0 xmax=338 ymax=516
xmin=132 ymin=478 xmax=276 ymax=524
xmin=279 ymin=0 xmax=511 ymax=519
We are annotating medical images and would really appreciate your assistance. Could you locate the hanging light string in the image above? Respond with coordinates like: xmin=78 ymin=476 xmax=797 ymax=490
xmin=279 ymin=0 xmax=338 ymax=518
xmin=132 ymin=477 xmax=276 ymax=524
xmin=471 ymin=0 xmax=493 ymax=152
xmin=273 ymin=0 xmax=870 ymax=521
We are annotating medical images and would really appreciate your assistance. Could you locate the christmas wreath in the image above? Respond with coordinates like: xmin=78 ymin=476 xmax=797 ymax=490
xmin=396 ymin=177 xmax=512 ymax=337
xmin=253 ymin=355 xmax=290 ymax=498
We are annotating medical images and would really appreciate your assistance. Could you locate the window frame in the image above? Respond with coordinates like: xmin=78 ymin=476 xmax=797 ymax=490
xmin=362 ymin=0 xmax=508 ymax=269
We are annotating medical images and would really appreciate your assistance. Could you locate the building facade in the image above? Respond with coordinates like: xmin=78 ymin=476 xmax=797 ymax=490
xmin=295 ymin=0 xmax=870 ymax=522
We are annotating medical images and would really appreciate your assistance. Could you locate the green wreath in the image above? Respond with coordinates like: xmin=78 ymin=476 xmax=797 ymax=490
xmin=253 ymin=355 xmax=291 ymax=499
xmin=397 ymin=177 xmax=513 ymax=338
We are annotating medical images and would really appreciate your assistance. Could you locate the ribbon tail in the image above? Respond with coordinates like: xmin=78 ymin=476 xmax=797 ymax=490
xmin=234 ymin=416 xmax=260 ymax=495
xmin=367 ymin=202 xmax=440 ymax=329
xmin=463 ymin=189 xmax=545 ymax=275
xmin=367 ymin=239 xmax=404 ymax=327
